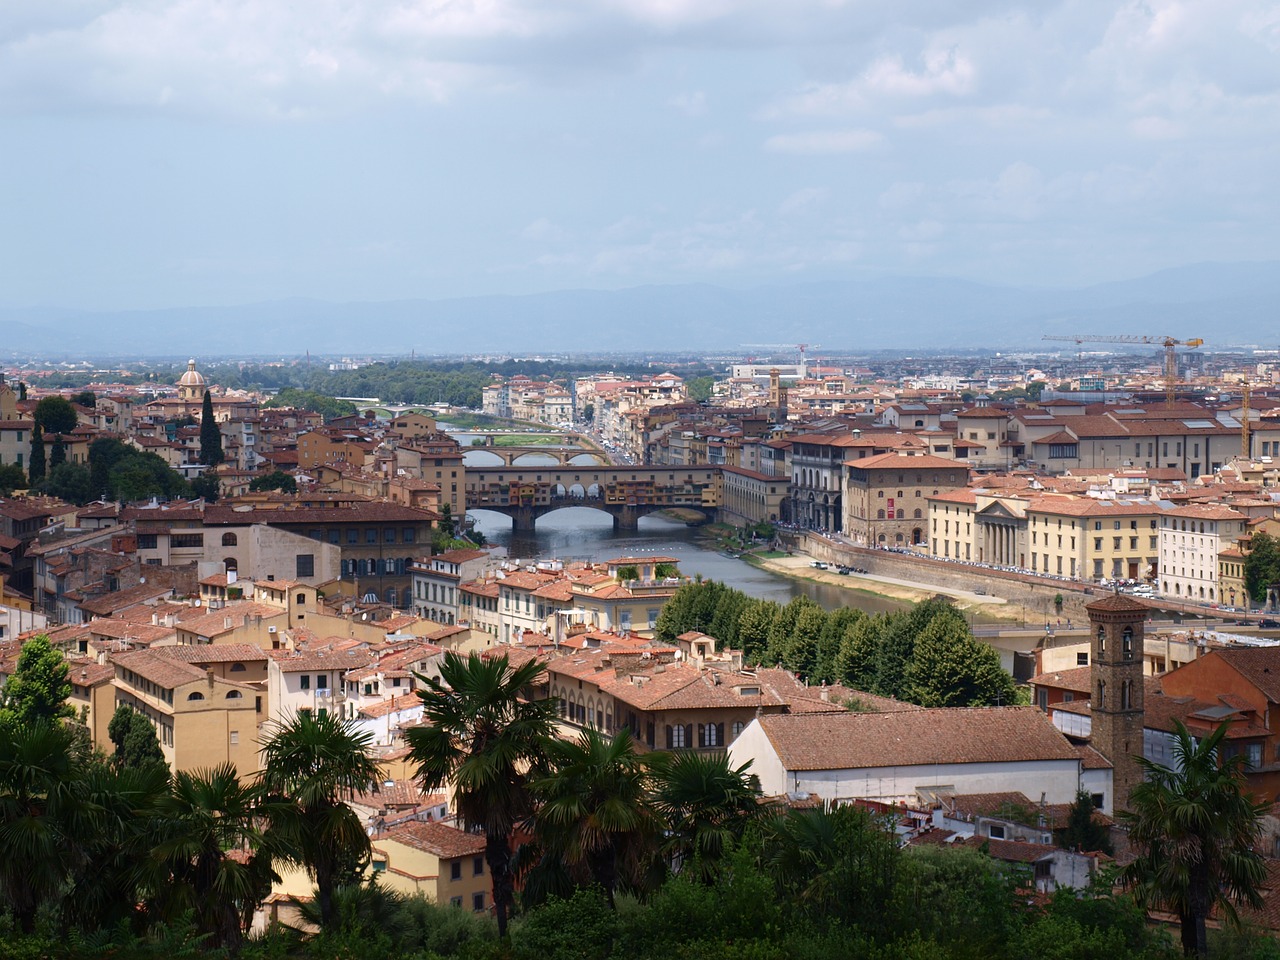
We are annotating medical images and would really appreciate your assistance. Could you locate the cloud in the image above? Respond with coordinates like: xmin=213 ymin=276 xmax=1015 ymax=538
xmin=764 ymin=128 xmax=882 ymax=154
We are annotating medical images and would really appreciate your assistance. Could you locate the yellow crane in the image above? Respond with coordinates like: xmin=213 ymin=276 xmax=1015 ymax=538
xmin=1042 ymin=334 xmax=1204 ymax=406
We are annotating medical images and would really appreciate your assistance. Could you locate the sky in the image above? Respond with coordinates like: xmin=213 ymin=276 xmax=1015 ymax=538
xmin=1 ymin=0 xmax=1277 ymax=311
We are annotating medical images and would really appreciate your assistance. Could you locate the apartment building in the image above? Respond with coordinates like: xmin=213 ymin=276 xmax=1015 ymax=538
xmin=1158 ymin=504 xmax=1248 ymax=604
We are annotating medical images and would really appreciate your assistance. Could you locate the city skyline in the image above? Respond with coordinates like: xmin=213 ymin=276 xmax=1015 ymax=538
xmin=2 ymin=1 xmax=1278 ymax=312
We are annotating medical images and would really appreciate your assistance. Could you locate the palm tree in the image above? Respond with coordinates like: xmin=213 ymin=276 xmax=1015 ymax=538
xmin=407 ymin=651 xmax=557 ymax=936
xmin=649 ymin=750 xmax=761 ymax=883
xmin=1122 ymin=720 xmax=1268 ymax=957
xmin=529 ymin=728 xmax=660 ymax=908
xmin=143 ymin=763 xmax=267 ymax=951
xmin=68 ymin=759 xmax=171 ymax=933
xmin=258 ymin=711 xmax=384 ymax=931
xmin=0 ymin=721 xmax=89 ymax=932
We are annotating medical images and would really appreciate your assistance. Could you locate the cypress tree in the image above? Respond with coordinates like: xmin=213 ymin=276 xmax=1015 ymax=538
xmin=199 ymin=390 xmax=224 ymax=466
xmin=49 ymin=437 xmax=66 ymax=469
xmin=28 ymin=424 xmax=45 ymax=482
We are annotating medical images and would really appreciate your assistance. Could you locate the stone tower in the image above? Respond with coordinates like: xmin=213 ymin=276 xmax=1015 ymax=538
xmin=768 ymin=368 xmax=788 ymax=424
xmin=1086 ymin=592 xmax=1147 ymax=813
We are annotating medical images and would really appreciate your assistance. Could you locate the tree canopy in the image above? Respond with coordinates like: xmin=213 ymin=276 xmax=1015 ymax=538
xmin=199 ymin=390 xmax=224 ymax=467
xmin=1122 ymin=720 xmax=1267 ymax=957
xmin=0 ymin=635 xmax=73 ymax=726
xmin=34 ymin=395 xmax=79 ymax=435
xmin=1245 ymin=532 xmax=1280 ymax=606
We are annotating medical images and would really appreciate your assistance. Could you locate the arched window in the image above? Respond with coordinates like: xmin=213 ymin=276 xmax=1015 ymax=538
xmin=876 ymin=509 xmax=885 ymax=519
xmin=230 ymin=663 xmax=246 ymax=672
xmin=896 ymin=509 xmax=904 ymax=519
xmin=226 ymin=690 xmax=243 ymax=699
xmin=1096 ymin=680 xmax=1106 ymax=710
xmin=1121 ymin=680 xmax=1133 ymax=710
xmin=187 ymin=691 xmax=205 ymax=701
xmin=224 ymin=557 xmax=238 ymax=572
xmin=1122 ymin=626 xmax=1133 ymax=659
xmin=913 ymin=508 xmax=922 ymax=519
xmin=222 ymin=532 xmax=238 ymax=547
xmin=1097 ymin=626 xmax=1106 ymax=654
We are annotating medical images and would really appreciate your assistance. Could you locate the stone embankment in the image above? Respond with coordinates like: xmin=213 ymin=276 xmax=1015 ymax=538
xmin=787 ymin=532 xmax=1096 ymax=623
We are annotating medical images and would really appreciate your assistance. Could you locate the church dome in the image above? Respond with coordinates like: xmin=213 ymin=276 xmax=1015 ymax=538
xmin=177 ymin=359 xmax=206 ymax=389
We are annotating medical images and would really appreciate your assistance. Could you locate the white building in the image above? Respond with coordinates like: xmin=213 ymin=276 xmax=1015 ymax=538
xmin=728 ymin=707 xmax=1090 ymax=808
xmin=1157 ymin=504 xmax=1246 ymax=604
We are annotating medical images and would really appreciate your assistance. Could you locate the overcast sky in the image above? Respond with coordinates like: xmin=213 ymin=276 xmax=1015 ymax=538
xmin=2 ymin=0 xmax=1277 ymax=310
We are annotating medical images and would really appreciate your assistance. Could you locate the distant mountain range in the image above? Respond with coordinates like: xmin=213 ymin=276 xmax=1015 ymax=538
xmin=3 ymin=261 xmax=1277 ymax=358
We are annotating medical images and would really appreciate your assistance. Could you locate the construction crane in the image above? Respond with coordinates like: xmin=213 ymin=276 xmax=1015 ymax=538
xmin=1041 ymin=334 xmax=1204 ymax=406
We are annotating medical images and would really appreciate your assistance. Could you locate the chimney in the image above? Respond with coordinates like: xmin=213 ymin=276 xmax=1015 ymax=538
xmin=206 ymin=667 xmax=215 ymax=687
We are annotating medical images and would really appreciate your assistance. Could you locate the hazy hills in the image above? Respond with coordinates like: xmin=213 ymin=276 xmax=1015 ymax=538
xmin=3 ymin=260 xmax=1277 ymax=358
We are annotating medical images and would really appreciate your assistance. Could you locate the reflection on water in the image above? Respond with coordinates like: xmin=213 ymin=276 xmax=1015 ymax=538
xmin=469 ymin=507 xmax=908 ymax=616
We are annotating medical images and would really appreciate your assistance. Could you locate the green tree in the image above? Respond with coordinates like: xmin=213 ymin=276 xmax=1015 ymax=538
xmin=901 ymin=615 xmax=1017 ymax=707
xmin=34 ymin=395 xmax=78 ymax=435
xmin=38 ymin=462 xmax=94 ymax=505
xmin=1122 ymin=719 xmax=1267 ymax=957
xmin=528 ymin=729 xmax=660 ymax=908
xmin=0 ymin=722 xmax=91 ymax=932
xmin=1 ymin=634 xmax=73 ymax=725
xmin=145 ymin=763 xmax=269 ymax=951
xmin=71 ymin=390 xmax=97 ymax=408
xmin=28 ymin=423 xmax=45 ymax=483
xmin=108 ymin=704 xmax=166 ymax=771
xmin=0 ymin=462 xmax=26 ymax=494
xmin=687 ymin=376 xmax=715 ymax=403
xmin=649 ymin=750 xmax=761 ymax=884
xmin=49 ymin=436 xmax=66 ymax=469
xmin=407 ymin=652 xmax=558 ymax=936
xmin=248 ymin=470 xmax=297 ymax=494
xmin=258 ymin=711 xmax=384 ymax=931
xmin=1244 ymin=532 xmax=1280 ymax=606
xmin=262 ymin=388 xmax=359 ymax=422
xmin=190 ymin=473 xmax=221 ymax=503
xmin=199 ymin=391 xmax=224 ymax=466
xmin=1057 ymin=789 xmax=1113 ymax=856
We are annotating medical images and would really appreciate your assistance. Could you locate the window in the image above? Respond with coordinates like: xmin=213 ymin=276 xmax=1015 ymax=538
xmin=317 ymin=674 xmax=329 ymax=690
xmin=1122 ymin=626 xmax=1133 ymax=659
xmin=171 ymin=533 xmax=204 ymax=548
xmin=403 ymin=527 xmax=416 ymax=543
xmin=137 ymin=533 xmax=158 ymax=550
xmin=989 ymin=824 xmax=1006 ymax=839
xmin=229 ymin=730 xmax=239 ymax=745
xmin=472 ymin=892 xmax=485 ymax=912
xmin=1048 ymin=443 xmax=1078 ymax=459
xmin=222 ymin=532 xmax=238 ymax=547
xmin=731 ymin=721 xmax=744 ymax=741
xmin=187 ymin=692 xmax=205 ymax=701
xmin=450 ymin=861 xmax=462 ymax=881
xmin=347 ymin=529 xmax=358 ymax=544
xmin=473 ymin=855 xmax=484 ymax=876
xmin=300 ymin=674 xmax=311 ymax=690
xmin=328 ymin=529 xmax=340 ymax=544
xmin=1077 ymin=652 xmax=1088 ymax=666
xmin=226 ymin=690 xmax=243 ymax=699
xmin=366 ymin=528 xmax=378 ymax=544
xmin=450 ymin=897 xmax=463 ymax=908
xmin=296 ymin=554 xmax=315 ymax=578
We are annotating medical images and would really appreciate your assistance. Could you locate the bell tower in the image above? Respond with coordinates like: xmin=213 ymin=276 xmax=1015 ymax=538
xmin=1087 ymin=592 xmax=1147 ymax=813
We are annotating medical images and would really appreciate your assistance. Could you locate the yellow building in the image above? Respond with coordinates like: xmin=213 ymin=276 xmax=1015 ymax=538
xmin=111 ymin=649 xmax=263 ymax=776
xmin=372 ymin=820 xmax=490 ymax=911
xmin=1026 ymin=497 xmax=1163 ymax=582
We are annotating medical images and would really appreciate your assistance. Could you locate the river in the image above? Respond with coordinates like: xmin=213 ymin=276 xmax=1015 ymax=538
xmin=467 ymin=507 xmax=909 ymax=617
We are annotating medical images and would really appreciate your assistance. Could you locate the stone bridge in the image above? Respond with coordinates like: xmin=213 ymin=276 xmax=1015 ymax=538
xmin=465 ymin=445 xmax=612 ymax=467
xmin=464 ymin=466 xmax=721 ymax=531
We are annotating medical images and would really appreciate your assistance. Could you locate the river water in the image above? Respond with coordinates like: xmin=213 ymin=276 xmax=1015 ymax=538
xmin=468 ymin=507 xmax=909 ymax=617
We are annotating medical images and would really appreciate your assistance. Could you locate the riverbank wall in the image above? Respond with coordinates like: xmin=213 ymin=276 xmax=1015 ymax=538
xmin=789 ymin=533 xmax=1096 ymax=624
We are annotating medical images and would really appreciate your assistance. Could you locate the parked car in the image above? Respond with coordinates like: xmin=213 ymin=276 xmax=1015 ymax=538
xmin=1259 ymin=619 xmax=1280 ymax=629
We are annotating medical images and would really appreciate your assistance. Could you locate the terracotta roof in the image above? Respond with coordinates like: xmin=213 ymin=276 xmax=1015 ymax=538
xmin=1027 ymin=665 xmax=1093 ymax=694
xmin=845 ymin=452 xmax=969 ymax=471
xmin=1206 ymin=648 xmax=1280 ymax=703
xmin=269 ymin=649 xmax=375 ymax=672
xmin=112 ymin=649 xmax=212 ymax=689
xmin=78 ymin=583 xmax=174 ymax=616
xmin=1084 ymin=592 xmax=1150 ymax=615
xmin=754 ymin=707 xmax=1079 ymax=771
xmin=376 ymin=820 xmax=485 ymax=859
xmin=159 ymin=643 xmax=268 ymax=665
